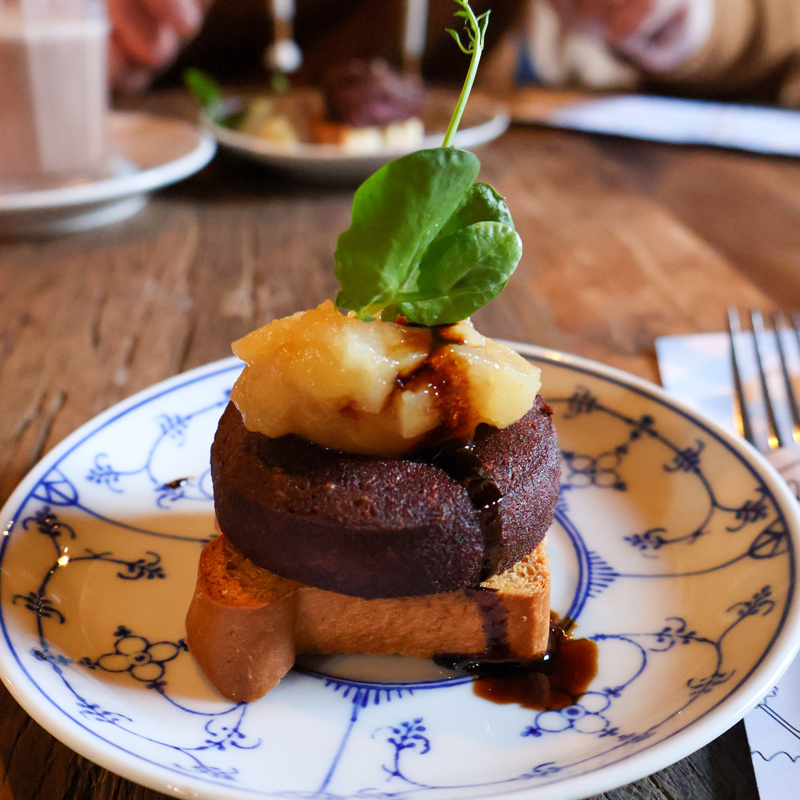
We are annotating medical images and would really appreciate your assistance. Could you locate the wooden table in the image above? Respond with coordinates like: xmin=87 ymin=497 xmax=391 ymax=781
xmin=2 ymin=89 xmax=798 ymax=799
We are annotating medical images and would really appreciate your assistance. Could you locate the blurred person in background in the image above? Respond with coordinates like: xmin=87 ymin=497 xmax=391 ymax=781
xmin=107 ymin=0 xmax=800 ymax=107
xmin=485 ymin=0 xmax=800 ymax=106
xmin=108 ymin=0 xmax=215 ymax=90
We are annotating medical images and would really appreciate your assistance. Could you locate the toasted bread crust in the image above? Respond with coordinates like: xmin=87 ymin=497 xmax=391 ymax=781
xmin=186 ymin=534 xmax=551 ymax=702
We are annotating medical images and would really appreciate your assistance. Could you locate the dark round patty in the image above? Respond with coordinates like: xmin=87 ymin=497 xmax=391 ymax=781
xmin=211 ymin=396 xmax=560 ymax=599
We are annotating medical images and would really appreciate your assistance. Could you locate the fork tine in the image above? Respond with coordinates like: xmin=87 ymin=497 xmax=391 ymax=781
xmin=727 ymin=307 xmax=757 ymax=446
xmin=772 ymin=311 xmax=800 ymax=443
xmin=750 ymin=309 xmax=786 ymax=448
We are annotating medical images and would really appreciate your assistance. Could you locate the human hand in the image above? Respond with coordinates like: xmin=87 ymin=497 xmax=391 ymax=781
xmin=548 ymin=0 xmax=715 ymax=72
xmin=108 ymin=0 xmax=214 ymax=90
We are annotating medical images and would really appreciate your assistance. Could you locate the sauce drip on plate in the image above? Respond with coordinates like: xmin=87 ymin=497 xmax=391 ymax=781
xmin=436 ymin=615 xmax=599 ymax=710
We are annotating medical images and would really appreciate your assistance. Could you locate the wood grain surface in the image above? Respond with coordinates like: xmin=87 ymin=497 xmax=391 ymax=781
xmin=2 ymin=90 xmax=795 ymax=799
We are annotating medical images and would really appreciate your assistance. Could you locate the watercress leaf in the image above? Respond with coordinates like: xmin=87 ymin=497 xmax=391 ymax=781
xmin=398 ymin=221 xmax=522 ymax=325
xmin=334 ymin=147 xmax=480 ymax=314
xmin=183 ymin=68 xmax=221 ymax=108
xmin=435 ymin=182 xmax=514 ymax=242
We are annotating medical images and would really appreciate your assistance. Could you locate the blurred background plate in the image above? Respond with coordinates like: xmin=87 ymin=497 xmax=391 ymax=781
xmin=0 ymin=112 xmax=216 ymax=237
xmin=200 ymin=87 xmax=509 ymax=183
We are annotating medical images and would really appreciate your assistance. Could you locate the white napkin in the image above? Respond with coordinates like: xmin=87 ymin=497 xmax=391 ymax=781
xmin=656 ymin=332 xmax=800 ymax=799
xmin=515 ymin=94 xmax=800 ymax=158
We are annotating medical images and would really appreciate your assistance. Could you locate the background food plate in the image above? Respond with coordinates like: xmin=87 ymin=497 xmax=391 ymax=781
xmin=1 ymin=346 xmax=799 ymax=800
xmin=200 ymin=88 xmax=510 ymax=182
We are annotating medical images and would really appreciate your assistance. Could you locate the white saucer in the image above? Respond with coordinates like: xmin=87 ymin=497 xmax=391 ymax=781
xmin=0 ymin=111 xmax=216 ymax=237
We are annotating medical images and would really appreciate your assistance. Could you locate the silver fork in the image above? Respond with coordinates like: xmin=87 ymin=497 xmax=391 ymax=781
xmin=727 ymin=307 xmax=800 ymax=499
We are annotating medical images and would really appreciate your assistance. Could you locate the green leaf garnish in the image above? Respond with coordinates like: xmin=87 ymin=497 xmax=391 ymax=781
xmin=334 ymin=0 xmax=521 ymax=326
xmin=184 ymin=68 xmax=221 ymax=108
xmin=335 ymin=147 xmax=481 ymax=317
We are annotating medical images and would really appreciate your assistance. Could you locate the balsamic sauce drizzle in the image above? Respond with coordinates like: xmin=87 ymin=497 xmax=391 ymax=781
xmin=161 ymin=477 xmax=192 ymax=490
xmin=400 ymin=321 xmax=598 ymax=708
xmin=426 ymin=440 xmax=515 ymax=669
xmin=435 ymin=615 xmax=599 ymax=711
xmin=431 ymin=442 xmax=505 ymax=582
xmin=429 ymin=440 xmax=598 ymax=710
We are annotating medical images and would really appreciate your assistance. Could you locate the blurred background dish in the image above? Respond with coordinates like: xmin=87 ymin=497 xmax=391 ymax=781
xmin=199 ymin=87 xmax=509 ymax=182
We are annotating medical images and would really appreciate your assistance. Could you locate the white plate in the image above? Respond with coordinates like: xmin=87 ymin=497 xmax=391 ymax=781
xmin=201 ymin=88 xmax=510 ymax=182
xmin=0 ymin=111 xmax=216 ymax=236
xmin=1 ymin=345 xmax=799 ymax=800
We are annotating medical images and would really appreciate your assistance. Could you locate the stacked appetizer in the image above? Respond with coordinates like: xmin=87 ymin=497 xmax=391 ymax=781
xmin=185 ymin=0 xmax=561 ymax=702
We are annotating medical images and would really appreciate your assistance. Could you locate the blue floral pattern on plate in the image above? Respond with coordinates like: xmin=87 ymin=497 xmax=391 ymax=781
xmin=1 ymin=347 xmax=799 ymax=800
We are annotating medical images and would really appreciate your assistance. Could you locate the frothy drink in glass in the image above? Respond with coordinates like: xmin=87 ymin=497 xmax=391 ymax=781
xmin=0 ymin=0 xmax=109 ymax=187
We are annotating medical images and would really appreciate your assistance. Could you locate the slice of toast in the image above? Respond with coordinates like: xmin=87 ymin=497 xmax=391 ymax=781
xmin=185 ymin=534 xmax=551 ymax=702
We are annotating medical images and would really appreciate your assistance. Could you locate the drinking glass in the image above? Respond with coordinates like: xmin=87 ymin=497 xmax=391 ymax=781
xmin=0 ymin=0 xmax=109 ymax=189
